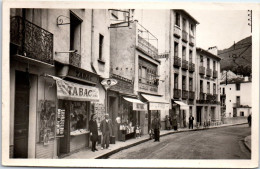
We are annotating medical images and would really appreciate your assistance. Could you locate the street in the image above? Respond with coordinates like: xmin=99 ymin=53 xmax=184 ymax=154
xmin=109 ymin=124 xmax=251 ymax=159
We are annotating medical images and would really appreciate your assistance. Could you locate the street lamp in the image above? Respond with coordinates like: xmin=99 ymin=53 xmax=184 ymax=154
xmin=101 ymin=78 xmax=118 ymax=113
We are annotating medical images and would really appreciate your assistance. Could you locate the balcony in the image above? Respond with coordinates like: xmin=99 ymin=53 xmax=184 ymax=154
xmin=182 ymin=30 xmax=188 ymax=43
xmin=199 ymin=66 xmax=205 ymax=75
xmin=137 ymin=35 xmax=158 ymax=58
xmin=233 ymin=103 xmax=240 ymax=108
xmin=189 ymin=62 xmax=195 ymax=72
xmin=213 ymin=70 xmax=218 ymax=78
xmin=173 ymin=25 xmax=181 ymax=38
xmin=189 ymin=35 xmax=194 ymax=46
xmin=206 ymin=68 xmax=212 ymax=77
xmin=181 ymin=60 xmax=188 ymax=70
xmin=182 ymin=90 xmax=188 ymax=99
xmin=189 ymin=91 xmax=195 ymax=100
xmin=10 ymin=16 xmax=54 ymax=65
xmin=69 ymin=52 xmax=81 ymax=67
xmin=173 ymin=56 xmax=181 ymax=68
xmin=213 ymin=94 xmax=218 ymax=101
xmin=173 ymin=89 xmax=181 ymax=99
xmin=199 ymin=92 xmax=206 ymax=100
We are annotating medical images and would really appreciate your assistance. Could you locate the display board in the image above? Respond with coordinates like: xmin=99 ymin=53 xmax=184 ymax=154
xmin=56 ymin=109 xmax=65 ymax=137
xmin=93 ymin=103 xmax=105 ymax=127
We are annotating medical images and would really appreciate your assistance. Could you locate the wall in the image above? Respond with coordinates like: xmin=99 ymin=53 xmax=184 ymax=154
xmin=222 ymin=116 xmax=248 ymax=124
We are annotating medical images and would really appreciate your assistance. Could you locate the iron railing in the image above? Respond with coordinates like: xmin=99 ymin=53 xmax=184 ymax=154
xmin=69 ymin=52 xmax=81 ymax=67
xmin=10 ymin=16 xmax=54 ymax=65
xmin=206 ymin=68 xmax=212 ymax=77
xmin=137 ymin=35 xmax=158 ymax=58
xmin=182 ymin=30 xmax=188 ymax=42
xmin=189 ymin=91 xmax=195 ymax=100
xmin=189 ymin=35 xmax=194 ymax=46
xmin=173 ymin=89 xmax=181 ymax=99
xmin=181 ymin=60 xmax=188 ymax=70
xmin=173 ymin=56 xmax=181 ymax=67
xmin=173 ymin=25 xmax=181 ymax=38
xmin=199 ymin=66 xmax=205 ymax=75
xmin=213 ymin=70 xmax=218 ymax=78
xmin=182 ymin=90 xmax=188 ymax=99
xmin=189 ymin=62 xmax=195 ymax=72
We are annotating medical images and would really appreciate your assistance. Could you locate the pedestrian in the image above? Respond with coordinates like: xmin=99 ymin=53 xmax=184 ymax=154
xmin=165 ymin=115 xmax=171 ymax=130
xmin=247 ymin=114 xmax=252 ymax=127
xmin=189 ymin=114 xmax=194 ymax=129
xmin=89 ymin=114 xmax=98 ymax=152
xmin=173 ymin=115 xmax=178 ymax=131
xmin=152 ymin=115 xmax=161 ymax=142
xmin=100 ymin=113 xmax=113 ymax=150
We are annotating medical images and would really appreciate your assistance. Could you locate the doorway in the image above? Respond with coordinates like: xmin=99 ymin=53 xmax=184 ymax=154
xmin=14 ymin=71 xmax=30 ymax=158
xmin=196 ymin=107 xmax=202 ymax=125
xmin=109 ymin=96 xmax=117 ymax=137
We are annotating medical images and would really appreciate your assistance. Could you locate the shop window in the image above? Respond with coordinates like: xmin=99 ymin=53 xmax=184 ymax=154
xmin=70 ymin=101 xmax=87 ymax=132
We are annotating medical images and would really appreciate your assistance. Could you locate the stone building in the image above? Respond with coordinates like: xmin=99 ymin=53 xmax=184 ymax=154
xmin=10 ymin=9 xmax=110 ymax=158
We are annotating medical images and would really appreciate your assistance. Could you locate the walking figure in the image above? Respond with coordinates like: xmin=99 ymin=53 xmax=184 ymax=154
xmin=188 ymin=114 xmax=194 ymax=129
xmin=152 ymin=115 xmax=161 ymax=142
xmin=100 ymin=114 xmax=113 ymax=150
xmin=247 ymin=114 xmax=252 ymax=127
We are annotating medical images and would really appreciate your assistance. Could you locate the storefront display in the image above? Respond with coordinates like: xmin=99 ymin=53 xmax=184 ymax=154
xmin=56 ymin=109 xmax=65 ymax=136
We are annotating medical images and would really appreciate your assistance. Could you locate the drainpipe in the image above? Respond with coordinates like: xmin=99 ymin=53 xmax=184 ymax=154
xmin=90 ymin=9 xmax=97 ymax=74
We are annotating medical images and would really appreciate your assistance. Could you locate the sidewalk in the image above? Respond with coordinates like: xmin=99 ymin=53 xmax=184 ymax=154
xmin=244 ymin=135 xmax=251 ymax=152
xmin=63 ymin=122 xmax=247 ymax=159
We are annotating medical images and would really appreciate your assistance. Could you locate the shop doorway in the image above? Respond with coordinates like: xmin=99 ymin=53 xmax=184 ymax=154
xmin=14 ymin=71 xmax=30 ymax=158
xmin=196 ymin=107 xmax=202 ymax=125
xmin=109 ymin=96 xmax=117 ymax=137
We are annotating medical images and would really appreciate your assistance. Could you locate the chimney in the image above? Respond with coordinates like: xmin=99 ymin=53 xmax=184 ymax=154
xmin=208 ymin=46 xmax=218 ymax=56
xmin=244 ymin=76 xmax=249 ymax=82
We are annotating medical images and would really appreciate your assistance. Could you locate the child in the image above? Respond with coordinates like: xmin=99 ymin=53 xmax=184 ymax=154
xmin=135 ymin=125 xmax=141 ymax=138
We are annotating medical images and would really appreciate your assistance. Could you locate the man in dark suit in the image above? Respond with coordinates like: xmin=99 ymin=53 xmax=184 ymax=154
xmin=152 ymin=115 xmax=161 ymax=142
xmin=89 ymin=114 xmax=98 ymax=152
xmin=189 ymin=114 xmax=194 ymax=129
xmin=100 ymin=114 xmax=113 ymax=150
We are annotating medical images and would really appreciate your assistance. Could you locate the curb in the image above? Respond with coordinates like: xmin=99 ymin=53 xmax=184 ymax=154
xmin=244 ymin=136 xmax=251 ymax=152
xmin=96 ymin=122 xmax=247 ymax=159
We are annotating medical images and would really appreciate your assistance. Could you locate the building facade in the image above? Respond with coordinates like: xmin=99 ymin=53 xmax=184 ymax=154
xmin=195 ymin=47 xmax=221 ymax=126
xmin=220 ymin=77 xmax=252 ymax=118
xmin=10 ymin=9 xmax=110 ymax=158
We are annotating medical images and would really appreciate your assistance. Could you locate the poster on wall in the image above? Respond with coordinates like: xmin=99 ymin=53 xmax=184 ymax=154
xmin=38 ymin=100 xmax=56 ymax=145
xmin=56 ymin=109 xmax=65 ymax=137
xmin=93 ymin=103 xmax=105 ymax=127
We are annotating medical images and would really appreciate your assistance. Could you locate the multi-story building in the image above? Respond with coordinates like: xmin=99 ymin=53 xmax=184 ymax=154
xmin=10 ymin=9 xmax=110 ymax=158
xmin=195 ymin=47 xmax=221 ymax=126
xmin=158 ymin=10 xmax=199 ymax=128
xmin=109 ymin=10 xmax=168 ymax=140
xmin=220 ymin=76 xmax=252 ymax=119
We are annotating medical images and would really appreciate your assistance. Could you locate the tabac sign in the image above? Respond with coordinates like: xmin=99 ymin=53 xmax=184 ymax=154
xmin=55 ymin=78 xmax=99 ymax=101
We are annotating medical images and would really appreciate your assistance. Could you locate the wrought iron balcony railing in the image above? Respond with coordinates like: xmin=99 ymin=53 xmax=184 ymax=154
xmin=182 ymin=30 xmax=188 ymax=43
xmin=233 ymin=103 xmax=240 ymax=107
xmin=189 ymin=35 xmax=194 ymax=46
xmin=206 ymin=68 xmax=212 ymax=77
xmin=199 ymin=66 xmax=205 ymax=75
xmin=173 ymin=25 xmax=181 ymax=38
xmin=189 ymin=62 xmax=195 ymax=72
xmin=182 ymin=90 xmax=188 ymax=99
xmin=189 ymin=91 xmax=195 ymax=100
xmin=137 ymin=35 xmax=158 ymax=58
xmin=199 ymin=92 xmax=206 ymax=100
xmin=173 ymin=89 xmax=181 ymax=99
xmin=213 ymin=70 xmax=218 ymax=78
xmin=181 ymin=59 xmax=189 ymax=70
xmin=10 ymin=16 xmax=54 ymax=65
xmin=173 ymin=56 xmax=181 ymax=68
xmin=213 ymin=94 xmax=218 ymax=101
xmin=69 ymin=52 xmax=81 ymax=67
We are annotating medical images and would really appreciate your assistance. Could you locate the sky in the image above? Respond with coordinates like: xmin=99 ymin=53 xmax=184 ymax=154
xmin=135 ymin=9 xmax=251 ymax=52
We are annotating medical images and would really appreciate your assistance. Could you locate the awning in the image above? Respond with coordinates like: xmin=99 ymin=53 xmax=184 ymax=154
xmin=141 ymin=94 xmax=169 ymax=110
xmin=174 ymin=101 xmax=189 ymax=110
xmin=141 ymin=94 xmax=168 ymax=103
xmin=123 ymin=97 xmax=147 ymax=111
xmin=46 ymin=74 xmax=99 ymax=102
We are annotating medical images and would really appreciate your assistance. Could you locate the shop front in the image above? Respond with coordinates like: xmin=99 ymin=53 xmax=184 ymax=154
xmin=140 ymin=94 xmax=169 ymax=133
xmin=171 ymin=100 xmax=189 ymax=128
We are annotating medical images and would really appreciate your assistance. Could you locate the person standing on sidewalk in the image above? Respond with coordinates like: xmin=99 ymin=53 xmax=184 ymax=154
xmin=89 ymin=114 xmax=98 ymax=152
xmin=100 ymin=114 xmax=113 ymax=150
xmin=152 ymin=115 xmax=161 ymax=142
xmin=247 ymin=114 xmax=252 ymax=127
xmin=189 ymin=114 xmax=194 ymax=129
xmin=165 ymin=115 xmax=171 ymax=130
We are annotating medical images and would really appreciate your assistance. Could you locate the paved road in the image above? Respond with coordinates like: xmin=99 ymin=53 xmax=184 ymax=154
xmin=109 ymin=124 xmax=251 ymax=159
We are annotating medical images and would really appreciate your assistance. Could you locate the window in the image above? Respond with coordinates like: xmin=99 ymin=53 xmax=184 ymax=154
xmin=182 ymin=18 xmax=186 ymax=31
xmin=213 ymin=83 xmax=216 ymax=94
xmin=200 ymin=55 xmax=203 ymax=66
xmin=207 ymin=58 xmax=210 ymax=69
xmin=182 ymin=76 xmax=186 ymax=90
xmin=174 ymin=74 xmax=179 ymax=89
xmin=138 ymin=66 xmax=142 ymax=82
xmin=240 ymin=111 xmax=244 ymax=116
xmin=223 ymin=88 xmax=225 ymax=94
xmin=207 ymin=82 xmax=210 ymax=94
xmin=189 ymin=106 xmax=192 ymax=116
xmin=189 ymin=78 xmax=193 ymax=91
xmin=141 ymin=67 xmax=147 ymax=83
xmin=236 ymin=96 xmax=240 ymax=105
xmin=175 ymin=12 xmax=180 ymax=27
xmin=190 ymin=24 xmax=194 ymax=36
xmin=189 ymin=50 xmax=192 ymax=63
xmin=70 ymin=12 xmax=82 ymax=53
xmin=213 ymin=61 xmax=216 ymax=70
xmin=182 ymin=46 xmax=186 ymax=60
xmin=174 ymin=42 xmax=178 ymax=57
xmin=236 ymin=83 xmax=240 ymax=90
xmin=99 ymin=34 xmax=104 ymax=60
xmin=200 ymin=80 xmax=203 ymax=93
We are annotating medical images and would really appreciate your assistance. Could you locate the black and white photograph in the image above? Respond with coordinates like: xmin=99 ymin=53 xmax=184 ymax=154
xmin=2 ymin=1 xmax=259 ymax=168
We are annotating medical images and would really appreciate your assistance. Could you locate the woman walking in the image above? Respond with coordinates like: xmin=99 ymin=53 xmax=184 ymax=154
xmin=89 ymin=114 xmax=98 ymax=152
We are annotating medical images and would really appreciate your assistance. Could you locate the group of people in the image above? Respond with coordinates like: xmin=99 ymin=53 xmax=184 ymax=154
xmin=89 ymin=113 xmax=113 ymax=152
xmin=165 ymin=114 xmax=195 ymax=130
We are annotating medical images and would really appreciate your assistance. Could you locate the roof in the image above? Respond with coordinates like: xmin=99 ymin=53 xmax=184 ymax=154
xmin=196 ymin=47 xmax=221 ymax=61
xmin=220 ymin=77 xmax=252 ymax=84
xmin=175 ymin=10 xmax=200 ymax=24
